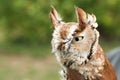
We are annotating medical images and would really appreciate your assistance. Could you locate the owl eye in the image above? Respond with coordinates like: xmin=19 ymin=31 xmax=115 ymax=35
xmin=73 ymin=36 xmax=84 ymax=42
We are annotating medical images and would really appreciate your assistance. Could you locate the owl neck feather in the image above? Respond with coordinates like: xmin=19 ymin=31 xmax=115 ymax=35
xmin=65 ymin=45 xmax=105 ymax=80
xmin=87 ymin=30 xmax=97 ymax=60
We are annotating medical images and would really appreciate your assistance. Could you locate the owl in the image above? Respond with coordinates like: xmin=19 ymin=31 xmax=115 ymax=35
xmin=49 ymin=7 xmax=117 ymax=80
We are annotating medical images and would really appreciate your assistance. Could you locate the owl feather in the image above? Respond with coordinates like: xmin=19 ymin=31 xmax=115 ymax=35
xmin=49 ymin=7 xmax=117 ymax=80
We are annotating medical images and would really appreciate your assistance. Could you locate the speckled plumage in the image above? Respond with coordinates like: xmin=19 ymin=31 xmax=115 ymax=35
xmin=49 ymin=7 xmax=117 ymax=80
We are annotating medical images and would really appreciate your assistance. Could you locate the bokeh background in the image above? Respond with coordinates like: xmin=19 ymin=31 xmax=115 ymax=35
xmin=0 ymin=0 xmax=119 ymax=80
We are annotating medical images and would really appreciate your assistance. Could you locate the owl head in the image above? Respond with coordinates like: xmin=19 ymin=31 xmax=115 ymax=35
xmin=49 ymin=7 xmax=99 ymax=65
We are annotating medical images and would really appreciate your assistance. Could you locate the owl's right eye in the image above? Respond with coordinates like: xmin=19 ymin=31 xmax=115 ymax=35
xmin=72 ymin=36 xmax=84 ymax=42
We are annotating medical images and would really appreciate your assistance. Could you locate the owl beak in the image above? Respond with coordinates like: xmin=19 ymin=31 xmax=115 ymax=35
xmin=63 ymin=38 xmax=72 ymax=44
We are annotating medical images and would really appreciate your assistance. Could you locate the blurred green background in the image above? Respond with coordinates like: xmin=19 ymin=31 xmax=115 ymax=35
xmin=0 ymin=0 xmax=119 ymax=80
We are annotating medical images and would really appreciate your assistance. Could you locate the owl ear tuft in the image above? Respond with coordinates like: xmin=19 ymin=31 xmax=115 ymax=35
xmin=76 ymin=7 xmax=87 ymax=31
xmin=86 ymin=14 xmax=98 ymax=29
xmin=49 ymin=6 xmax=62 ymax=29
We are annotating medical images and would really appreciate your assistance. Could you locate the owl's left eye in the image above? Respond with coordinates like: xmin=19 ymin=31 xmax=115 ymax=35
xmin=73 ymin=36 xmax=84 ymax=42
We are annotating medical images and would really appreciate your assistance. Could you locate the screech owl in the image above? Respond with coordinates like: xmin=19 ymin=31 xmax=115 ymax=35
xmin=49 ymin=7 xmax=117 ymax=80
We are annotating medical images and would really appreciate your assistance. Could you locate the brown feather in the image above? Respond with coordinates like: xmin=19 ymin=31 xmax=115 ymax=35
xmin=65 ymin=45 xmax=117 ymax=80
